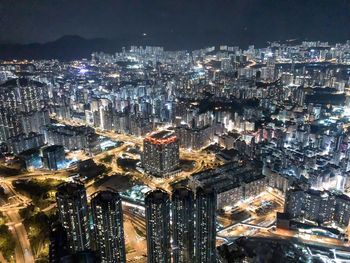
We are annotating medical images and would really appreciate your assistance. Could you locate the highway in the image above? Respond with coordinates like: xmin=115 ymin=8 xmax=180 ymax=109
xmin=6 ymin=211 xmax=34 ymax=263
xmin=0 ymin=180 xmax=34 ymax=263
xmin=0 ymin=172 xmax=65 ymax=263
xmin=245 ymin=59 xmax=257 ymax=68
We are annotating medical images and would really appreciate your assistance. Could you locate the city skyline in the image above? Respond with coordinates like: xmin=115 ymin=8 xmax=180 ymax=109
xmin=0 ymin=38 xmax=350 ymax=263
xmin=0 ymin=3 xmax=350 ymax=261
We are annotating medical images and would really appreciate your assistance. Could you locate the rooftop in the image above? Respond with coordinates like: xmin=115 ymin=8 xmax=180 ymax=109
xmin=192 ymin=161 xmax=264 ymax=193
xmin=42 ymin=145 xmax=64 ymax=153
xmin=145 ymin=130 xmax=177 ymax=144
xmin=56 ymin=182 xmax=86 ymax=197
xmin=149 ymin=130 xmax=175 ymax=139
xmin=92 ymin=190 xmax=121 ymax=203
xmin=145 ymin=189 xmax=169 ymax=203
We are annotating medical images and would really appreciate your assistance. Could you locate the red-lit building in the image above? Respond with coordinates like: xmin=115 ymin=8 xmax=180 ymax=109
xmin=142 ymin=130 xmax=179 ymax=177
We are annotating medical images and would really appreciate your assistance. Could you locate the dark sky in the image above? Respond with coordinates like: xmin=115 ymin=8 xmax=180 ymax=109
xmin=0 ymin=0 xmax=349 ymax=46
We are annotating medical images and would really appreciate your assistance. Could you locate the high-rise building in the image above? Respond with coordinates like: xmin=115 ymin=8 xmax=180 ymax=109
xmin=91 ymin=191 xmax=126 ymax=263
xmin=41 ymin=145 xmax=65 ymax=170
xmin=294 ymin=86 xmax=305 ymax=106
xmin=60 ymin=250 xmax=98 ymax=263
xmin=19 ymin=148 xmax=42 ymax=169
xmin=142 ymin=130 xmax=179 ymax=177
xmin=145 ymin=189 xmax=171 ymax=263
xmin=284 ymin=188 xmax=350 ymax=228
xmin=49 ymin=223 xmax=70 ymax=263
xmin=20 ymin=109 xmax=50 ymax=134
xmin=0 ymin=78 xmax=45 ymax=113
xmin=6 ymin=132 xmax=45 ymax=154
xmin=195 ymin=187 xmax=217 ymax=263
xmin=0 ymin=110 xmax=22 ymax=141
xmin=0 ymin=78 xmax=49 ymax=142
xmin=172 ymin=187 xmax=195 ymax=263
xmin=56 ymin=182 xmax=91 ymax=253
xmin=44 ymin=124 xmax=95 ymax=151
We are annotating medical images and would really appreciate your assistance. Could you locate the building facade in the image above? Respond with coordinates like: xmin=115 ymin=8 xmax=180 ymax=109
xmin=56 ymin=182 xmax=91 ymax=253
xmin=145 ymin=189 xmax=171 ymax=263
xmin=91 ymin=191 xmax=126 ymax=263
xmin=142 ymin=130 xmax=179 ymax=176
xmin=41 ymin=145 xmax=65 ymax=170
xmin=172 ymin=187 xmax=195 ymax=263
xmin=195 ymin=187 xmax=217 ymax=263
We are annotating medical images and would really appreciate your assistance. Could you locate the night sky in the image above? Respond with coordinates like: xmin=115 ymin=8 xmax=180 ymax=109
xmin=0 ymin=0 xmax=349 ymax=46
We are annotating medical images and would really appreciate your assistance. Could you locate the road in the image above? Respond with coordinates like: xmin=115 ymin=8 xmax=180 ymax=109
xmin=245 ymin=59 xmax=257 ymax=68
xmin=6 ymin=211 xmax=34 ymax=263
xmin=0 ymin=182 xmax=34 ymax=262
xmin=0 ymin=179 xmax=35 ymax=263
xmin=0 ymin=180 xmax=39 ymax=263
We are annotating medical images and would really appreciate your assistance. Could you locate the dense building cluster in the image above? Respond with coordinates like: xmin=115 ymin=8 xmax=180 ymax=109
xmin=283 ymin=187 xmax=350 ymax=228
xmin=54 ymin=183 xmax=126 ymax=262
xmin=190 ymin=161 xmax=266 ymax=210
xmin=2 ymin=39 xmax=350 ymax=262
xmin=53 ymin=182 xmax=216 ymax=263
xmin=145 ymin=187 xmax=217 ymax=263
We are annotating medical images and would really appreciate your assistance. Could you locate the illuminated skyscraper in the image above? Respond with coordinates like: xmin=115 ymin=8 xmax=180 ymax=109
xmin=91 ymin=190 xmax=126 ymax=263
xmin=0 ymin=110 xmax=22 ymax=141
xmin=41 ymin=145 xmax=65 ymax=170
xmin=172 ymin=187 xmax=195 ymax=263
xmin=195 ymin=187 xmax=217 ymax=263
xmin=56 ymin=182 xmax=91 ymax=253
xmin=49 ymin=222 xmax=70 ymax=263
xmin=0 ymin=78 xmax=49 ymax=141
xmin=142 ymin=130 xmax=179 ymax=177
xmin=0 ymin=78 xmax=44 ymax=113
xmin=145 ymin=189 xmax=171 ymax=263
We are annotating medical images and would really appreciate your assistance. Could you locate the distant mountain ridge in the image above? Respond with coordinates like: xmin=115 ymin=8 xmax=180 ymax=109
xmin=0 ymin=35 xmax=120 ymax=61
xmin=0 ymin=33 xmax=303 ymax=61
xmin=0 ymin=31 xmax=274 ymax=61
